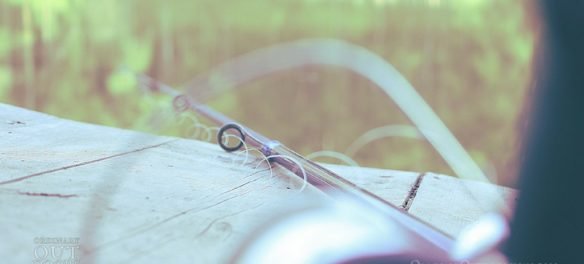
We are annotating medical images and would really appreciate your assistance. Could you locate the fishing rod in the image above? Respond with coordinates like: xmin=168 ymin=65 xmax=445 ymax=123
xmin=135 ymin=73 xmax=489 ymax=261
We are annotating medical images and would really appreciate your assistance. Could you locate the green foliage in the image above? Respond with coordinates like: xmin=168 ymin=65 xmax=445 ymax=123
xmin=107 ymin=71 xmax=137 ymax=96
xmin=0 ymin=0 xmax=534 ymax=186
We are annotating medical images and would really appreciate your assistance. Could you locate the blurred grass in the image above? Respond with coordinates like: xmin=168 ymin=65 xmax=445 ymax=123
xmin=0 ymin=0 xmax=533 ymax=186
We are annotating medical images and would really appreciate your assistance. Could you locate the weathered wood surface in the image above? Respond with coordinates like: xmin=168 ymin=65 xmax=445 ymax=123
xmin=0 ymin=103 xmax=516 ymax=263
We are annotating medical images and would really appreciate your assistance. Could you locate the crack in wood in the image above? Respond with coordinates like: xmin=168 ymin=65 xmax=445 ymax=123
xmin=0 ymin=140 xmax=176 ymax=186
xmin=17 ymin=191 xmax=78 ymax=198
xmin=401 ymin=172 xmax=426 ymax=211
xmin=216 ymin=172 xmax=269 ymax=197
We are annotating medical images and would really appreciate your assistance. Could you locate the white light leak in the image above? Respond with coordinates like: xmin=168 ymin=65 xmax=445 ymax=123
xmin=236 ymin=196 xmax=412 ymax=264
xmin=184 ymin=38 xmax=505 ymax=209
xmin=451 ymin=213 xmax=509 ymax=261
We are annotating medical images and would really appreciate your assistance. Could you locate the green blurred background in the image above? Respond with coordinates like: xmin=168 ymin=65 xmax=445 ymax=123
xmin=0 ymin=0 xmax=533 ymax=186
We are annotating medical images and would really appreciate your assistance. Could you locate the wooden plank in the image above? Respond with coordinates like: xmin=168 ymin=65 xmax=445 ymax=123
xmin=408 ymin=173 xmax=517 ymax=237
xmin=0 ymin=104 xmax=170 ymax=184
xmin=0 ymin=103 xmax=515 ymax=263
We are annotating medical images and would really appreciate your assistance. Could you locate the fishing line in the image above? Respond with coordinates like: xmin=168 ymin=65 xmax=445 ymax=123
xmin=163 ymin=98 xmax=275 ymax=179
xmin=262 ymin=154 xmax=309 ymax=192
xmin=215 ymin=125 xmax=285 ymax=187
xmin=181 ymin=39 xmax=486 ymax=182
xmin=305 ymin=150 xmax=360 ymax=167
xmin=220 ymin=133 xmax=309 ymax=192
xmin=190 ymin=123 xmax=212 ymax=141
xmin=178 ymin=38 xmax=504 ymax=209
xmin=222 ymin=134 xmax=252 ymax=166
xmin=232 ymin=147 xmax=269 ymax=167
xmin=173 ymin=95 xmax=215 ymax=142
xmin=209 ymin=126 xmax=229 ymax=145
xmin=135 ymin=70 xmax=460 ymax=255
xmin=177 ymin=115 xmax=212 ymax=141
